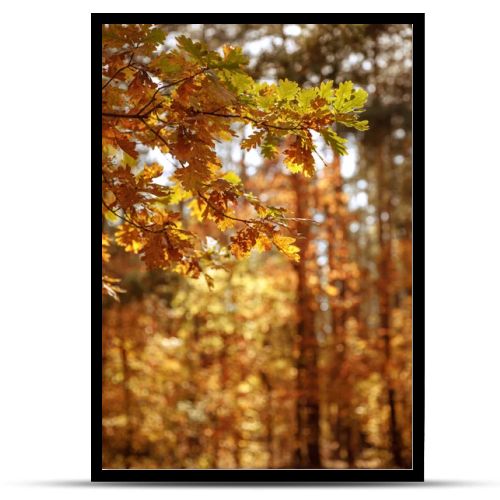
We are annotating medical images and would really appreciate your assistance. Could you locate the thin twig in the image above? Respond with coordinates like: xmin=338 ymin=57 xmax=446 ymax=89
xmin=134 ymin=68 xmax=210 ymax=117
xmin=139 ymin=117 xmax=170 ymax=149
xmin=101 ymin=196 xmax=166 ymax=234
xmin=196 ymin=191 xmax=256 ymax=226
xmin=102 ymin=52 xmax=135 ymax=91
xmin=312 ymin=145 xmax=328 ymax=167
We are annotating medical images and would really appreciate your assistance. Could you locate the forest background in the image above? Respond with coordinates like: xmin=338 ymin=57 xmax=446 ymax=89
xmin=102 ymin=23 xmax=413 ymax=470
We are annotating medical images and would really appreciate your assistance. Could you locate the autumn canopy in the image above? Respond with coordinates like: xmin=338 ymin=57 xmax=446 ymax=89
xmin=102 ymin=24 xmax=368 ymax=297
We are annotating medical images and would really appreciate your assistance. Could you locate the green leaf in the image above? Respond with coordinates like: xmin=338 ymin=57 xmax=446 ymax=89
xmin=222 ymin=69 xmax=254 ymax=93
xmin=348 ymin=88 xmax=369 ymax=111
xmin=261 ymin=142 xmax=279 ymax=159
xmin=334 ymin=81 xmax=368 ymax=113
xmin=321 ymin=129 xmax=349 ymax=156
xmin=298 ymin=87 xmax=318 ymax=108
xmin=277 ymin=79 xmax=299 ymax=100
xmin=334 ymin=81 xmax=354 ymax=112
xmin=350 ymin=119 xmax=369 ymax=131
xmin=255 ymin=88 xmax=276 ymax=109
xmin=336 ymin=114 xmax=370 ymax=131
xmin=155 ymin=54 xmax=183 ymax=75
xmin=222 ymin=46 xmax=249 ymax=69
xmin=318 ymin=80 xmax=334 ymax=101
xmin=260 ymin=134 xmax=280 ymax=160
xmin=265 ymin=205 xmax=286 ymax=218
xmin=176 ymin=35 xmax=207 ymax=61
xmin=145 ymin=28 xmax=166 ymax=45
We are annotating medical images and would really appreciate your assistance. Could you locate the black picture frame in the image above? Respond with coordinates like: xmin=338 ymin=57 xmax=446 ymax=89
xmin=93 ymin=13 xmax=424 ymax=483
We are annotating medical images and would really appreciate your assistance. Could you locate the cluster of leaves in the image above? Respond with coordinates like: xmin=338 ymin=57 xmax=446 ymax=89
xmin=102 ymin=24 xmax=369 ymax=298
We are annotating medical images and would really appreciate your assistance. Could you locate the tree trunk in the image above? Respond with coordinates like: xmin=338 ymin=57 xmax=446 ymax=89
xmin=261 ymin=372 xmax=274 ymax=468
xmin=376 ymin=143 xmax=403 ymax=468
xmin=293 ymin=173 xmax=321 ymax=468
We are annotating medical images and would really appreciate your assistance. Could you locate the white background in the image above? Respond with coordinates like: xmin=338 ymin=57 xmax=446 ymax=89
xmin=1 ymin=1 xmax=499 ymax=499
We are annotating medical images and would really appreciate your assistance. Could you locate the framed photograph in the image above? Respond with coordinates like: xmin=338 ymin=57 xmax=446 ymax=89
xmin=94 ymin=13 xmax=424 ymax=482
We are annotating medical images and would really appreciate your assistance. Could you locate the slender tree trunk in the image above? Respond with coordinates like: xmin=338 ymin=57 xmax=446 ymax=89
xmin=261 ymin=372 xmax=274 ymax=468
xmin=293 ymin=174 xmax=321 ymax=468
xmin=325 ymin=156 xmax=354 ymax=464
xmin=376 ymin=143 xmax=403 ymax=468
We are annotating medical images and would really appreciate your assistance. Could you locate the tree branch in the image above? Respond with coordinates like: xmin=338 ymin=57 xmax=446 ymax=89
xmin=139 ymin=117 xmax=170 ymax=149
xmin=196 ymin=191 xmax=256 ymax=226
xmin=193 ymin=110 xmax=307 ymax=132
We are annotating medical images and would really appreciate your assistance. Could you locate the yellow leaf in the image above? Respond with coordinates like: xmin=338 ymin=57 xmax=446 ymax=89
xmin=102 ymin=233 xmax=111 ymax=263
xmin=272 ymin=234 xmax=300 ymax=262
xmin=115 ymin=224 xmax=145 ymax=254
xmin=187 ymin=199 xmax=206 ymax=222
xmin=169 ymin=183 xmax=192 ymax=204
xmin=222 ymin=171 xmax=242 ymax=185
xmin=256 ymin=234 xmax=272 ymax=252
xmin=142 ymin=163 xmax=163 ymax=180
xmin=216 ymin=217 xmax=235 ymax=231
xmin=103 ymin=208 xmax=119 ymax=223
